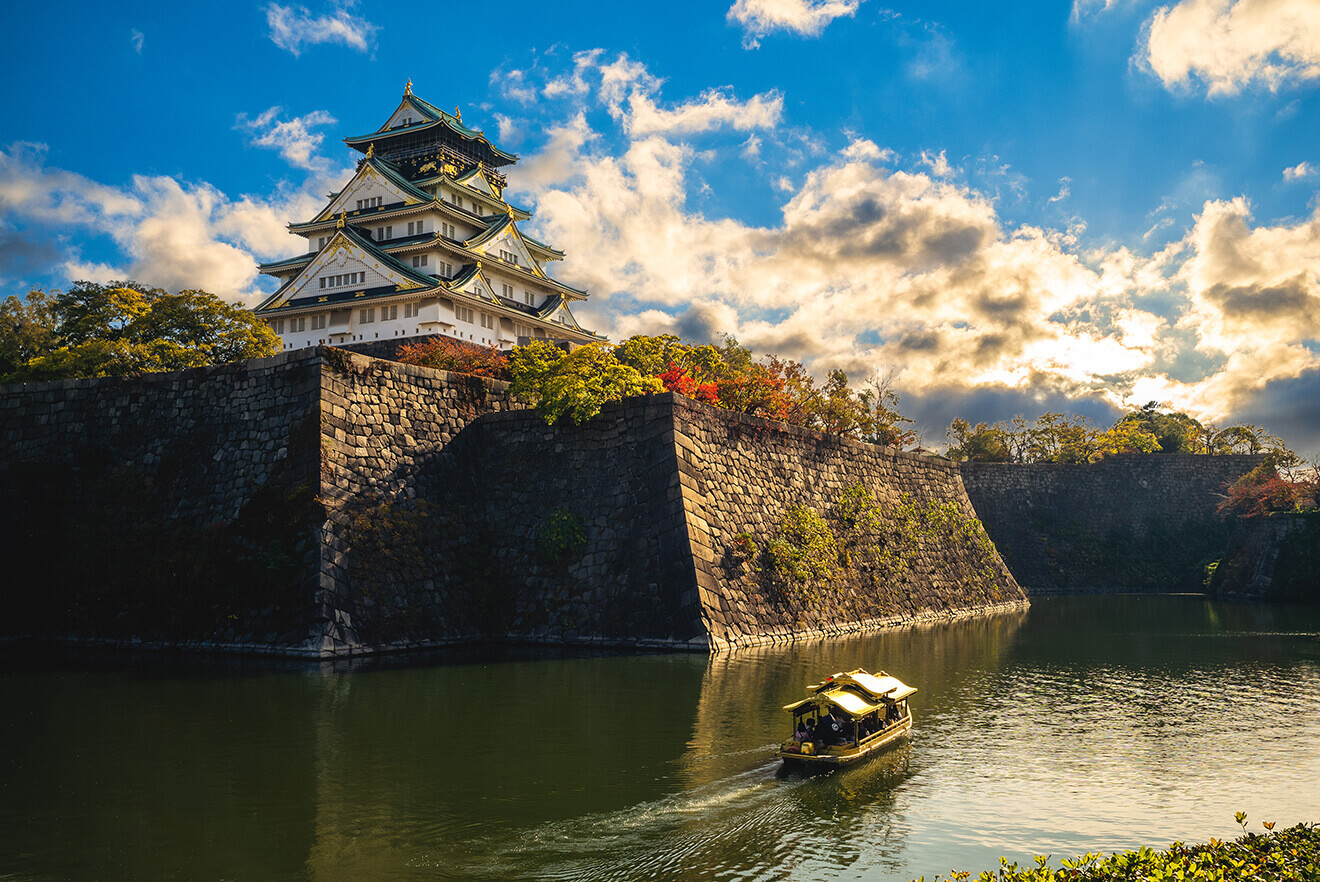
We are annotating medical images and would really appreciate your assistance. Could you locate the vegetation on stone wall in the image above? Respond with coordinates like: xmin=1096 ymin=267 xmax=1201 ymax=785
xmin=396 ymin=336 xmax=511 ymax=379
xmin=915 ymin=816 xmax=1320 ymax=881
xmin=752 ymin=484 xmax=1007 ymax=612
xmin=761 ymin=505 xmax=838 ymax=606
xmin=537 ymin=508 xmax=587 ymax=567
xmin=1 ymin=281 xmax=278 ymax=382
xmin=488 ymin=334 xmax=916 ymax=445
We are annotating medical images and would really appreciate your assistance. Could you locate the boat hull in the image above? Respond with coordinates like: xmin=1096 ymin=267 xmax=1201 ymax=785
xmin=778 ymin=717 xmax=912 ymax=767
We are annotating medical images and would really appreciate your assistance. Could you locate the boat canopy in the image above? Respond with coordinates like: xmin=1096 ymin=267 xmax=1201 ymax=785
xmin=786 ymin=669 xmax=917 ymax=715
xmin=782 ymin=692 xmax=883 ymax=716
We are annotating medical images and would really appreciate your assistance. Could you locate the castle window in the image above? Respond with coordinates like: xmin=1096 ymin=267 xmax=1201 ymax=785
xmin=376 ymin=226 xmax=393 ymax=240
xmin=312 ymin=314 xmax=327 ymax=330
xmin=404 ymin=303 xmax=416 ymax=318
xmin=360 ymin=308 xmax=375 ymax=323
xmin=456 ymin=305 xmax=474 ymax=324
xmin=291 ymin=317 xmax=306 ymax=333
xmin=318 ymin=237 xmax=326 ymax=249
xmin=386 ymin=305 xmax=398 ymax=320
xmin=480 ymin=312 xmax=495 ymax=330
xmin=272 ymin=319 xmax=285 ymax=334
xmin=501 ymin=284 xmax=514 ymax=299
xmin=441 ymin=222 xmax=456 ymax=239
xmin=523 ymin=291 xmax=534 ymax=305
xmin=439 ymin=262 xmax=453 ymax=277
xmin=412 ymin=255 xmax=428 ymax=267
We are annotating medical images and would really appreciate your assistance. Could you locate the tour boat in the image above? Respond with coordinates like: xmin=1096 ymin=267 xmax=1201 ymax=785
xmin=777 ymin=668 xmax=916 ymax=768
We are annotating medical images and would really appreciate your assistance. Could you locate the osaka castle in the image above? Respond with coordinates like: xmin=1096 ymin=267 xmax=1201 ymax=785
xmin=253 ymin=82 xmax=600 ymax=351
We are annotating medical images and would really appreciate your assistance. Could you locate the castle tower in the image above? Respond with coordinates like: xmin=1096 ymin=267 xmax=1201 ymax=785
xmin=254 ymin=82 xmax=601 ymax=351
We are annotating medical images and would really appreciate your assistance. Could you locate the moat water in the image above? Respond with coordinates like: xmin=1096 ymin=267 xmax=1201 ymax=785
xmin=2 ymin=594 xmax=1319 ymax=881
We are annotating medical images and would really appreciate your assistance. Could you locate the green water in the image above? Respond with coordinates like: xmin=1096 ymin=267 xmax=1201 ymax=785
xmin=2 ymin=595 xmax=1319 ymax=881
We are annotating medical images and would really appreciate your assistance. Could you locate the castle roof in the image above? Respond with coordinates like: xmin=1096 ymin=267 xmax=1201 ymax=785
xmin=344 ymin=88 xmax=516 ymax=167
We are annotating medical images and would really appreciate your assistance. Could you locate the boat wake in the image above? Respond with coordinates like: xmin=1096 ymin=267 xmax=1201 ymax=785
xmin=446 ymin=744 xmax=915 ymax=880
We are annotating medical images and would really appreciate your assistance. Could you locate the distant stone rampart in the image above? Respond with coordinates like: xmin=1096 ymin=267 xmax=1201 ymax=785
xmin=961 ymin=455 xmax=1263 ymax=592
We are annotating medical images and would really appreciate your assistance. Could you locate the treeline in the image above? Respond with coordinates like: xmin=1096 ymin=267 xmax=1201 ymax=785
xmin=0 ymin=281 xmax=279 ymax=383
xmin=398 ymin=334 xmax=917 ymax=446
xmin=948 ymin=406 xmax=1318 ymax=518
xmin=945 ymin=405 xmax=1290 ymax=464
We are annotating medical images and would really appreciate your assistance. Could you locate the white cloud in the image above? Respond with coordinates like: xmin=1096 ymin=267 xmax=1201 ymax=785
xmin=236 ymin=107 xmax=337 ymax=171
xmin=264 ymin=2 xmax=378 ymax=58
xmin=626 ymin=88 xmax=784 ymax=136
xmin=727 ymin=0 xmax=861 ymax=49
xmin=1070 ymin=0 xmax=1136 ymax=24
xmin=1141 ymin=0 xmax=1320 ymax=97
xmin=129 ymin=29 xmax=144 ymax=54
xmin=1284 ymin=161 xmax=1316 ymax=181
xmin=1048 ymin=176 xmax=1072 ymax=204
xmin=505 ymin=52 xmax=1320 ymax=434
xmin=0 ymin=141 xmax=347 ymax=305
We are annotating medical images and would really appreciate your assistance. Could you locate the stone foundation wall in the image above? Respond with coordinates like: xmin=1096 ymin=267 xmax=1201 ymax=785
xmin=0 ymin=351 xmax=326 ymax=649
xmin=1208 ymin=513 xmax=1320 ymax=601
xmin=2 ymin=350 xmax=1031 ymax=657
xmin=668 ymin=398 xmax=1027 ymax=648
xmin=961 ymin=455 xmax=1263 ymax=592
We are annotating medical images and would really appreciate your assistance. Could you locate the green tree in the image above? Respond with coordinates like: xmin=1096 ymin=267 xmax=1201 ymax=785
xmin=508 ymin=341 xmax=663 ymax=425
xmin=6 ymin=280 xmax=278 ymax=382
xmin=1114 ymin=402 xmax=1207 ymax=453
xmin=945 ymin=418 xmax=1012 ymax=462
xmin=0 ymin=288 xmax=59 ymax=379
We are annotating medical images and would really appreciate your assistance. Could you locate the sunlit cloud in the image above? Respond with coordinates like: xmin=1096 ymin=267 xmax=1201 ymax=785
xmin=727 ymin=0 xmax=861 ymax=49
xmin=1140 ymin=0 xmax=1320 ymax=97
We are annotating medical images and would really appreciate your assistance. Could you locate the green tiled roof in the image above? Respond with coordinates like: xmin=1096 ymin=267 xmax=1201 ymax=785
xmin=254 ymin=225 xmax=441 ymax=312
xmin=344 ymin=93 xmax=517 ymax=164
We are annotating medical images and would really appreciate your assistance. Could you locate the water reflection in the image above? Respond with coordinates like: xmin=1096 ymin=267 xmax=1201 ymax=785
xmin=2 ymin=597 xmax=1319 ymax=881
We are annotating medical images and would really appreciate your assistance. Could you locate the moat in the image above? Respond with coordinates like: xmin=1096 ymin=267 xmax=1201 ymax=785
xmin=3 ymin=594 xmax=1318 ymax=881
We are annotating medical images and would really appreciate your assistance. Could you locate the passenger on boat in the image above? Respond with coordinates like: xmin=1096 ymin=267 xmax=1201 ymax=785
xmin=815 ymin=710 xmax=845 ymax=745
xmin=794 ymin=719 xmax=811 ymax=742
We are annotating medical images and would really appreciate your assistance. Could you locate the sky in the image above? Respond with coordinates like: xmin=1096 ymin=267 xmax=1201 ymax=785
xmin=3 ymin=0 xmax=1320 ymax=452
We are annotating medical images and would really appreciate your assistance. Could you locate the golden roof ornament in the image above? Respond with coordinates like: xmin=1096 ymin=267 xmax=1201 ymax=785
xmin=454 ymin=106 xmax=462 ymax=122
xmin=366 ymin=142 xmax=374 ymax=158
xmin=336 ymin=211 xmax=346 ymax=229
xmin=404 ymin=78 xmax=413 ymax=96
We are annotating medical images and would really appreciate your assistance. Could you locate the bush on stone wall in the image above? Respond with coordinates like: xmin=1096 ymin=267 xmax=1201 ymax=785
xmin=760 ymin=505 xmax=837 ymax=606
xmin=537 ymin=508 xmax=587 ymax=567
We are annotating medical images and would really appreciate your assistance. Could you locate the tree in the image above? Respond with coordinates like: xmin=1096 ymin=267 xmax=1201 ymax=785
xmin=5 ymin=281 xmax=279 ymax=382
xmin=945 ymin=418 xmax=1011 ymax=462
xmin=1115 ymin=402 xmax=1207 ymax=453
xmin=508 ymin=341 xmax=663 ymax=424
xmin=0 ymin=288 xmax=59 ymax=379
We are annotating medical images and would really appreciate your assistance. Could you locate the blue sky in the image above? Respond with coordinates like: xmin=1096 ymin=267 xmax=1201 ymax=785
xmin=4 ymin=0 xmax=1320 ymax=452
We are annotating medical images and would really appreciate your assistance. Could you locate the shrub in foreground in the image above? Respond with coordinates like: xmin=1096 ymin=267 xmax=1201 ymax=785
xmin=915 ymin=816 xmax=1319 ymax=881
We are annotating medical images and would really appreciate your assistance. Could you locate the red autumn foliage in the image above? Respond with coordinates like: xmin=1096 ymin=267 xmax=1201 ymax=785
xmin=1218 ymin=464 xmax=1316 ymax=519
xmin=396 ymin=336 xmax=511 ymax=380
xmin=657 ymin=361 xmax=718 ymax=404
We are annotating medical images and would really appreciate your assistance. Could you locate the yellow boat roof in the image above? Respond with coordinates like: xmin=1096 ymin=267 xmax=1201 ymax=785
xmin=786 ymin=669 xmax=917 ymax=714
